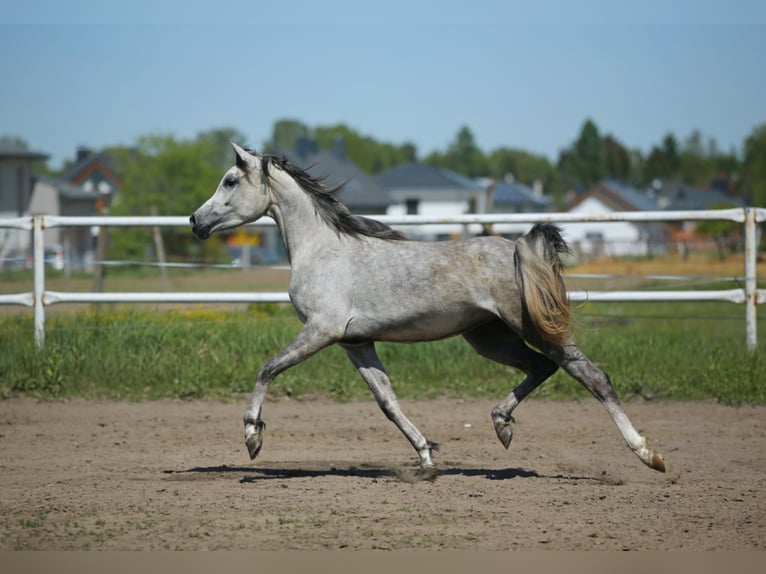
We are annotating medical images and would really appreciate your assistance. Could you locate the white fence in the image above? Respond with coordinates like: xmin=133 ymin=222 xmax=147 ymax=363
xmin=1 ymin=208 xmax=764 ymax=350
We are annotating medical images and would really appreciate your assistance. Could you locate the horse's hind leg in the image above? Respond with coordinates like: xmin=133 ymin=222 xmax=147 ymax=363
xmin=463 ymin=320 xmax=558 ymax=449
xmin=540 ymin=336 xmax=666 ymax=472
xmin=342 ymin=343 xmax=437 ymax=478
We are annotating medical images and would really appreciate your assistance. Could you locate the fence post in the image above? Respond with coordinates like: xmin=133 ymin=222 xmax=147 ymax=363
xmin=33 ymin=215 xmax=46 ymax=349
xmin=744 ymin=208 xmax=758 ymax=352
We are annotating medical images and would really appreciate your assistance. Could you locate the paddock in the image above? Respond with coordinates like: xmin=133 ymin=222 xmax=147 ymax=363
xmin=0 ymin=397 xmax=762 ymax=550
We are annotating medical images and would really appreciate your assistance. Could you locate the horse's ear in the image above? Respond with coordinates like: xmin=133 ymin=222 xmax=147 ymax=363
xmin=231 ymin=141 xmax=257 ymax=172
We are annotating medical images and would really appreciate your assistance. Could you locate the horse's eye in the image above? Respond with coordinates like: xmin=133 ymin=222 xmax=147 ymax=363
xmin=224 ymin=175 xmax=238 ymax=188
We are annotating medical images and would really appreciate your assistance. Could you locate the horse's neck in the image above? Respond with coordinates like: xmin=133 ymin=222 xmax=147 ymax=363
xmin=266 ymin=172 xmax=339 ymax=264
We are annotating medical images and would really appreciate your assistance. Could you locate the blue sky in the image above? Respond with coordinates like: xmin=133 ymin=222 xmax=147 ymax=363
xmin=2 ymin=0 xmax=765 ymax=170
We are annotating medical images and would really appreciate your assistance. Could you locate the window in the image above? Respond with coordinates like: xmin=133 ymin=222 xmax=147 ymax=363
xmin=405 ymin=199 xmax=419 ymax=215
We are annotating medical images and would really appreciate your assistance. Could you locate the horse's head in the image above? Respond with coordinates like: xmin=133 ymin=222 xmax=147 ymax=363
xmin=190 ymin=142 xmax=272 ymax=240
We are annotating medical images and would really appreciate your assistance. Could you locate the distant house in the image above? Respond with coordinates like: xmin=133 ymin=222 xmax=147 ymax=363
xmin=1 ymin=145 xmax=126 ymax=270
xmin=650 ymin=179 xmax=745 ymax=211
xmin=376 ymin=162 xmax=487 ymax=239
xmin=60 ymin=146 xmax=122 ymax=205
xmin=561 ymin=180 xmax=667 ymax=259
xmin=477 ymin=175 xmax=553 ymax=238
xmin=0 ymin=144 xmax=49 ymax=266
xmin=280 ymin=136 xmax=391 ymax=214
xmin=29 ymin=147 xmax=125 ymax=271
xmin=648 ymin=179 xmax=748 ymax=254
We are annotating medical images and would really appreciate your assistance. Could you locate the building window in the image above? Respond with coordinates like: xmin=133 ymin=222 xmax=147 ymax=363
xmin=405 ymin=199 xmax=419 ymax=215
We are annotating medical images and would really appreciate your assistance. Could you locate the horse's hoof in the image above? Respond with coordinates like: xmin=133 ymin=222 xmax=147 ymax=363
xmin=416 ymin=466 xmax=438 ymax=482
xmin=245 ymin=434 xmax=263 ymax=460
xmin=493 ymin=416 xmax=515 ymax=449
xmin=650 ymin=452 xmax=666 ymax=473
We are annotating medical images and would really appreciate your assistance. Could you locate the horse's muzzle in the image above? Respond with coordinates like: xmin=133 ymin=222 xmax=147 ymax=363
xmin=189 ymin=214 xmax=212 ymax=240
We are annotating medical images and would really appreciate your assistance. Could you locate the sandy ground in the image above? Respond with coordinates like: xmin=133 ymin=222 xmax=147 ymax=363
xmin=0 ymin=396 xmax=763 ymax=550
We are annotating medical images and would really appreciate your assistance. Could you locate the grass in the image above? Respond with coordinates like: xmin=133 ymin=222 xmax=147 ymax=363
xmin=0 ymin=300 xmax=763 ymax=405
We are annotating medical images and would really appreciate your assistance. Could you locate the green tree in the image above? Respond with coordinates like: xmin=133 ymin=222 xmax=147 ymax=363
xmin=196 ymin=127 xmax=248 ymax=169
xmin=264 ymin=119 xmax=310 ymax=153
xmin=314 ymin=123 xmax=417 ymax=173
xmin=644 ymin=133 xmax=682 ymax=183
xmin=427 ymin=125 xmax=487 ymax=178
xmin=0 ymin=134 xmax=29 ymax=149
xmin=487 ymin=147 xmax=555 ymax=187
xmin=574 ymin=119 xmax=606 ymax=183
xmin=742 ymin=124 xmax=766 ymax=207
xmin=557 ymin=118 xmax=606 ymax=191
xmin=679 ymin=130 xmax=717 ymax=187
xmin=109 ymin=133 xmax=228 ymax=261
xmin=603 ymin=134 xmax=630 ymax=180
xmin=696 ymin=201 xmax=741 ymax=259
xmin=264 ymin=119 xmax=417 ymax=173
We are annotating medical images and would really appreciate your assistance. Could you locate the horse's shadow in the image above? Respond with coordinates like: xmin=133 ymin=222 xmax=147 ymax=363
xmin=164 ymin=464 xmax=598 ymax=483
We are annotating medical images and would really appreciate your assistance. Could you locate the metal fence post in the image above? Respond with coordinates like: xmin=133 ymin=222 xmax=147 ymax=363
xmin=744 ymin=207 xmax=758 ymax=352
xmin=33 ymin=215 xmax=45 ymax=349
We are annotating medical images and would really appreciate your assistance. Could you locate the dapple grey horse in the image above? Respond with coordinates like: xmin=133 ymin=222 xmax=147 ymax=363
xmin=190 ymin=142 xmax=665 ymax=477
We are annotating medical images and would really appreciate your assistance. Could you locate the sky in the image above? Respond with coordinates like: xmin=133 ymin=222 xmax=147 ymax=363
xmin=2 ymin=0 xmax=765 ymax=170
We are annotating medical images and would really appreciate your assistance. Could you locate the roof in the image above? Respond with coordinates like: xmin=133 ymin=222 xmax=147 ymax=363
xmin=650 ymin=179 xmax=745 ymax=210
xmin=60 ymin=149 xmax=122 ymax=187
xmin=279 ymin=148 xmax=391 ymax=210
xmin=567 ymin=179 xmax=658 ymax=212
xmin=376 ymin=162 xmax=484 ymax=192
xmin=0 ymin=144 xmax=49 ymax=161
xmin=490 ymin=180 xmax=552 ymax=208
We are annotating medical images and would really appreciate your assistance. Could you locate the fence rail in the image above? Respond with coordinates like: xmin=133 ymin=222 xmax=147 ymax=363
xmin=1 ymin=208 xmax=764 ymax=350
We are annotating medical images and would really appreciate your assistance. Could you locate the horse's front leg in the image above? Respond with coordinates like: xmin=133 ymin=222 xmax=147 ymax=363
xmin=244 ymin=325 xmax=334 ymax=460
xmin=342 ymin=343 xmax=438 ymax=479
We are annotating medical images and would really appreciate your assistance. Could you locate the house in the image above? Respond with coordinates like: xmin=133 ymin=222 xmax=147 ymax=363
xmin=0 ymin=143 xmax=49 ymax=266
xmin=476 ymin=174 xmax=553 ymax=238
xmin=60 ymin=146 xmax=122 ymax=203
xmin=649 ymin=179 xmax=745 ymax=211
xmin=649 ymin=179 xmax=747 ymax=255
xmin=376 ymin=162 xmax=488 ymax=240
xmin=1 ymin=144 xmax=126 ymax=271
xmin=27 ymin=147 xmax=125 ymax=271
xmin=561 ymin=179 xmax=666 ymax=259
xmin=280 ymin=136 xmax=391 ymax=214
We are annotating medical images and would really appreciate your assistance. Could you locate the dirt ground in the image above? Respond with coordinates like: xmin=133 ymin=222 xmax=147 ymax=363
xmin=0 ymin=396 xmax=763 ymax=550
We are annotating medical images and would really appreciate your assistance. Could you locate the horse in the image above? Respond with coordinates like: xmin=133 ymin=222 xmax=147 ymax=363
xmin=190 ymin=142 xmax=666 ymax=477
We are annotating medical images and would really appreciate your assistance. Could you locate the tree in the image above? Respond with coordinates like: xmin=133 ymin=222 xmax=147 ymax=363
xmin=644 ymin=133 xmax=689 ymax=184
xmin=427 ymin=125 xmax=487 ymax=178
xmin=196 ymin=127 xmax=248 ymax=169
xmin=603 ymin=135 xmax=630 ymax=180
xmin=264 ymin=119 xmax=310 ymax=153
xmin=0 ymin=134 xmax=29 ymax=149
xmin=680 ymin=130 xmax=716 ymax=187
xmin=264 ymin=119 xmax=417 ymax=174
xmin=574 ymin=119 xmax=606 ymax=183
xmin=742 ymin=124 xmax=766 ymax=207
xmin=109 ymin=133 xmax=228 ymax=261
xmin=487 ymin=147 xmax=555 ymax=187
xmin=556 ymin=119 xmax=606 ymax=191
xmin=314 ymin=123 xmax=418 ymax=173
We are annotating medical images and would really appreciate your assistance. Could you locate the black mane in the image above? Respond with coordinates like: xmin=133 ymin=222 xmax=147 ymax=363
xmin=253 ymin=150 xmax=406 ymax=241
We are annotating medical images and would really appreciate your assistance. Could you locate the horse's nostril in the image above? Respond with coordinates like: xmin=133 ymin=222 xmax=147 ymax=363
xmin=189 ymin=215 xmax=196 ymax=226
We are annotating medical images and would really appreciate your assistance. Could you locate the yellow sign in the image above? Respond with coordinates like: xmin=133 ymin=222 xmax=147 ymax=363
xmin=227 ymin=230 xmax=261 ymax=247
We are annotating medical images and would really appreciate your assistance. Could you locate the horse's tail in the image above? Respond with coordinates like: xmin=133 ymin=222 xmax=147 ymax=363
xmin=514 ymin=223 xmax=571 ymax=344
